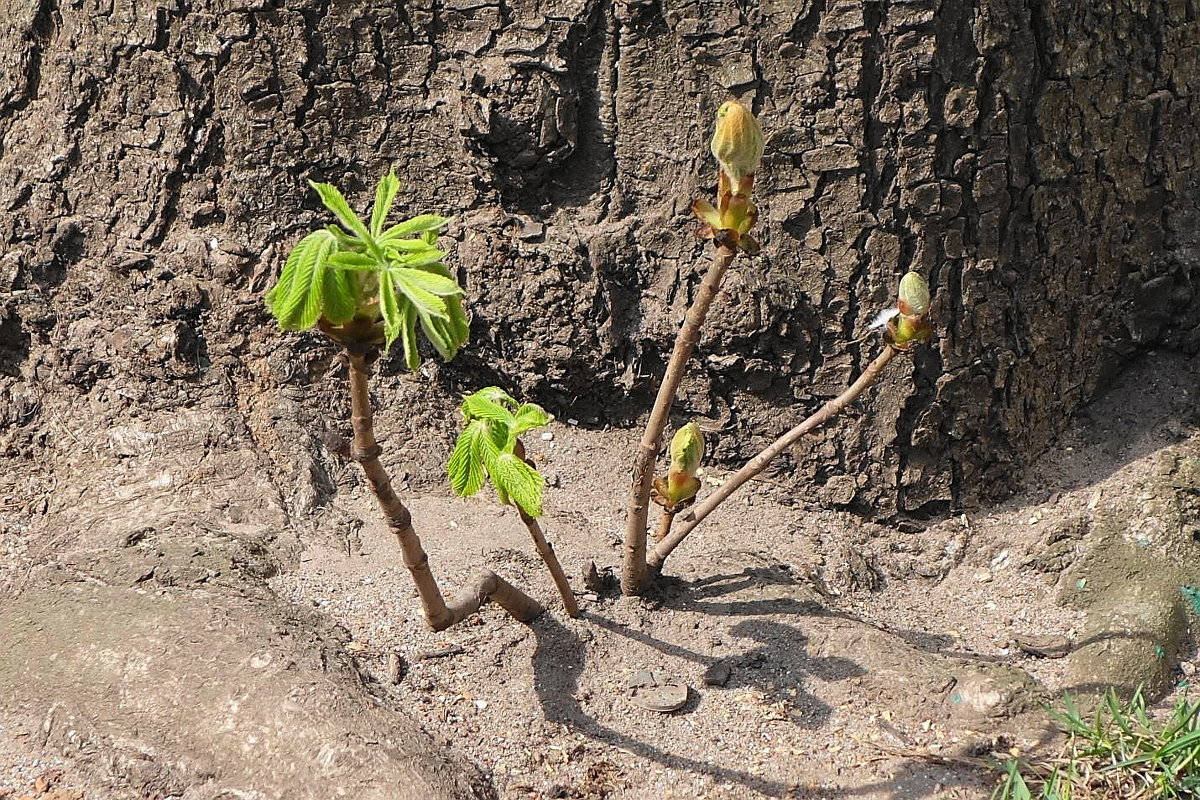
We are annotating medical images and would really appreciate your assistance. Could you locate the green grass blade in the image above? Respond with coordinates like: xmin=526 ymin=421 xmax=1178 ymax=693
xmin=1105 ymin=690 xmax=1138 ymax=739
xmin=1157 ymin=728 xmax=1200 ymax=758
xmin=1161 ymin=699 xmax=1200 ymax=740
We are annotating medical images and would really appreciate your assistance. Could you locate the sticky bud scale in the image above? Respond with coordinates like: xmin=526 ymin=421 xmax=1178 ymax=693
xmin=897 ymin=272 xmax=930 ymax=317
xmin=709 ymin=101 xmax=764 ymax=185
xmin=669 ymin=423 xmax=705 ymax=476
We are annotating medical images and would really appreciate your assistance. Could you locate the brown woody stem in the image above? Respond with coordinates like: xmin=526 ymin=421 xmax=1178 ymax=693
xmin=653 ymin=509 xmax=677 ymax=543
xmin=345 ymin=351 xmax=543 ymax=630
xmin=517 ymin=507 xmax=580 ymax=618
xmin=648 ymin=347 xmax=899 ymax=573
xmin=622 ymin=243 xmax=738 ymax=595
xmin=440 ymin=569 xmax=544 ymax=630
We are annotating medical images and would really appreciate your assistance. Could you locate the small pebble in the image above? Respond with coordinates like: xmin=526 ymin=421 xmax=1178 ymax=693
xmin=540 ymin=432 xmax=554 ymax=441
xmin=703 ymin=661 xmax=732 ymax=687
xmin=974 ymin=569 xmax=993 ymax=582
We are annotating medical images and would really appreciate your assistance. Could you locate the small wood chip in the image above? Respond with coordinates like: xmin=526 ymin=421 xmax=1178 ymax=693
xmin=414 ymin=646 xmax=466 ymax=661
xmin=1013 ymin=634 xmax=1072 ymax=659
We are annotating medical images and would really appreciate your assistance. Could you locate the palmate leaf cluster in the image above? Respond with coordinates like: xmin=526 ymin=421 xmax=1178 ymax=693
xmin=263 ymin=170 xmax=469 ymax=368
xmin=448 ymin=387 xmax=553 ymax=517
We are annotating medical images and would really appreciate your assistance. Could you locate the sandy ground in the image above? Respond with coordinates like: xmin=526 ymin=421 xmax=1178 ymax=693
xmin=269 ymin=352 xmax=1198 ymax=799
xmin=2 ymin=351 xmax=1196 ymax=799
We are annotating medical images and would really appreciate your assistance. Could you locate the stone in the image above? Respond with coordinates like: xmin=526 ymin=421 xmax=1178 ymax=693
xmin=625 ymin=671 xmax=690 ymax=713
xmin=703 ymin=661 xmax=732 ymax=687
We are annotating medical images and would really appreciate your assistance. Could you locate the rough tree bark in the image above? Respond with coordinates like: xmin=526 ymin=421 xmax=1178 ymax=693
xmin=0 ymin=0 xmax=1196 ymax=794
xmin=2 ymin=0 xmax=1194 ymax=512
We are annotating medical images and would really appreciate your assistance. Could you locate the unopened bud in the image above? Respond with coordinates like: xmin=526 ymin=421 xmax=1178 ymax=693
xmin=669 ymin=423 xmax=705 ymax=477
xmin=710 ymin=101 xmax=764 ymax=185
xmin=897 ymin=272 xmax=930 ymax=317
xmin=887 ymin=272 xmax=933 ymax=348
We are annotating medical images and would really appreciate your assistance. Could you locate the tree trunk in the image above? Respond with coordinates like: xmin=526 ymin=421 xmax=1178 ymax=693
xmin=2 ymin=0 xmax=1194 ymax=516
xmin=0 ymin=0 xmax=1196 ymax=793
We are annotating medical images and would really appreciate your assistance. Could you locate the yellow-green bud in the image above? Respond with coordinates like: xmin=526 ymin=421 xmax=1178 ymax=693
xmin=669 ymin=422 xmax=705 ymax=477
xmin=897 ymin=272 xmax=930 ymax=317
xmin=893 ymin=314 xmax=931 ymax=345
xmin=710 ymin=101 xmax=764 ymax=185
xmin=888 ymin=272 xmax=933 ymax=348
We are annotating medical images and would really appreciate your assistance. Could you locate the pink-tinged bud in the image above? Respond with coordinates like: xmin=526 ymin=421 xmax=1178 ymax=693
xmin=652 ymin=423 xmax=707 ymax=507
xmin=663 ymin=472 xmax=701 ymax=505
xmin=710 ymin=101 xmax=764 ymax=185
xmin=887 ymin=272 xmax=933 ymax=348
xmin=897 ymin=272 xmax=930 ymax=317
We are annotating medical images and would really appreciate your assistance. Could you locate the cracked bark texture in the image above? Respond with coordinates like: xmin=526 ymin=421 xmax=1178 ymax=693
xmin=2 ymin=0 xmax=1197 ymax=514
xmin=0 ymin=0 xmax=1196 ymax=788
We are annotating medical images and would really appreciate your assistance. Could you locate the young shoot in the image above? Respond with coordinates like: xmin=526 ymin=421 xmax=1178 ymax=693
xmin=651 ymin=423 xmax=706 ymax=544
xmin=622 ymin=99 xmax=765 ymax=596
xmin=449 ymin=387 xmax=579 ymax=617
xmin=265 ymin=171 xmax=542 ymax=631
xmin=647 ymin=272 xmax=934 ymax=575
xmin=265 ymin=169 xmax=468 ymax=365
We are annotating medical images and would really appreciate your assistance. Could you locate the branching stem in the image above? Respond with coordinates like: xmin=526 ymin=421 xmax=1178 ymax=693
xmin=346 ymin=351 xmax=543 ymax=630
xmin=648 ymin=347 xmax=899 ymax=573
xmin=622 ymin=243 xmax=738 ymax=595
